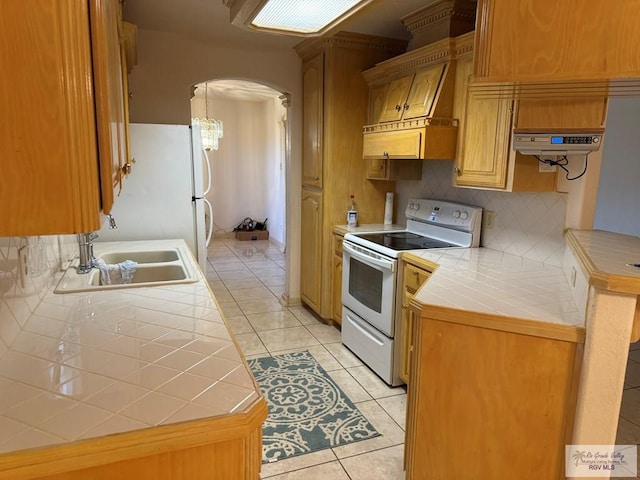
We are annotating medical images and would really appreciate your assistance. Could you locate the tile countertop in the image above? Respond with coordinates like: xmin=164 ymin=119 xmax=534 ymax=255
xmin=0 ymin=240 xmax=261 ymax=455
xmin=333 ymin=224 xmax=405 ymax=236
xmin=405 ymin=247 xmax=584 ymax=327
xmin=565 ymin=229 xmax=640 ymax=295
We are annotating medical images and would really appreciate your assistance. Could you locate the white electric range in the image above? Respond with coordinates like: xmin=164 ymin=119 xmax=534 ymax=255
xmin=341 ymin=198 xmax=483 ymax=386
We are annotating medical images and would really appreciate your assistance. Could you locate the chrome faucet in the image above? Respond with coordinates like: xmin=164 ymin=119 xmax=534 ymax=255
xmin=77 ymin=232 xmax=99 ymax=274
xmin=106 ymin=214 xmax=117 ymax=229
xmin=76 ymin=214 xmax=116 ymax=274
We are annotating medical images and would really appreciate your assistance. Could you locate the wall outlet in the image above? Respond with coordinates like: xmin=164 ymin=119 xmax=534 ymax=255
xmin=484 ymin=210 xmax=496 ymax=229
xmin=538 ymin=155 xmax=558 ymax=172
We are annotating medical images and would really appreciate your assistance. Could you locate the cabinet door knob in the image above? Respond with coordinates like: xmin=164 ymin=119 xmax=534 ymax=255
xmin=453 ymin=166 xmax=462 ymax=176
xmin=395 ymin=104 xmax=402 ymax=112
xmin=403 ymin=103 xmax=409 ymax=110
xmin=383 ymin=151 xmax=389 ymax=159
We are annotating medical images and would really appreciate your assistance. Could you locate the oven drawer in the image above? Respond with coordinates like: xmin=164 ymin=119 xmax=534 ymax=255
xmin=342 ymin=307 xmax=397 ymax=385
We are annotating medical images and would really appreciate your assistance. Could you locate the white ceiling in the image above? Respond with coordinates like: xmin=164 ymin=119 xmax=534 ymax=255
xmin=123 ymin=0 xmax=438 ymax=100
xmin=123 ymin=0 xmax=436 ymax=49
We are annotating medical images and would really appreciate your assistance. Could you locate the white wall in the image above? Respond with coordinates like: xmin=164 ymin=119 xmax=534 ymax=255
xmin=123 ymin=28 xmax=302 ymax=302
xmin=593 ymin=97 xmax=640 ymax=236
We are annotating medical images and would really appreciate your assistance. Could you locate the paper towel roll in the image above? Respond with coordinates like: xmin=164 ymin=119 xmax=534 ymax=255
xmin=384 ymin=192 xmax=394 ymax=225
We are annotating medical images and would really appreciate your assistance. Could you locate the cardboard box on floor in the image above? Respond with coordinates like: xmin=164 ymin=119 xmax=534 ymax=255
xmin=236 ymin=230 xmax=269 ymax=241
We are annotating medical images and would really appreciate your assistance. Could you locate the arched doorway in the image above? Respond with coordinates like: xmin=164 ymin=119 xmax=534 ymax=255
xmin=190 ymin=79 xmax=288 ymax=252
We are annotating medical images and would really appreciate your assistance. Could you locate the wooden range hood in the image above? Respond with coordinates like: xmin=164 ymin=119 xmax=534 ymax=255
xmin=361 ymin=0 xmax=476 ymax=162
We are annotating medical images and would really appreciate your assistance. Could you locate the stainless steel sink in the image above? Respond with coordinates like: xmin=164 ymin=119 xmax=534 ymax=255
xmin=99 ymin=250 xmax=179 ymax=264
xmin=54 ymin=248 xmax=197 ymax=293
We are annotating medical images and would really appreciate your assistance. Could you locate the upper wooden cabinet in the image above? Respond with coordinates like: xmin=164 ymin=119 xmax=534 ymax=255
xmin=0 ymin=0 xmax=131 ymax=236
xmin=474 ymin=0 xmax=640 ymax=85
xmin=378 ymin=75 xmax=414 ymax=123
xmin=302 ymin=53 xmax=324 ymax=188
xmin=452 ymin=32 xmax=608 ymax=191
xmin=378 ymin=65 xmax=445 ymax=123
xmin=455 ymin=89 xmax=517 ymax=190
xmin=91 ymin=0 xmax=128 ymax=215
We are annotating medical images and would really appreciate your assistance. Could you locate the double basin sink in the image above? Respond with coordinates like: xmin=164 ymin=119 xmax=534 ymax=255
xmin=55 ymin=246 xmax=198 ymax=294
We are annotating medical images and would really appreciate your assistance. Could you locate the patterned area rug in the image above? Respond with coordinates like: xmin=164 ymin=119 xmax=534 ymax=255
xmin=247 ymin=351 xmax=380 ymax=463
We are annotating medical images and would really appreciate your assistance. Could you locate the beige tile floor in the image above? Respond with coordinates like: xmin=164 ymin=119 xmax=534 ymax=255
xmin=207 ymin=236 xmax=640 ymax=480
xmin=207 ymin=237 xmax=406 ymax=480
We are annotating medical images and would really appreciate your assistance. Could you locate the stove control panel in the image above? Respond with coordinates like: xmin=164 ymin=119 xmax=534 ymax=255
xmin=406 ymin=199 xmax=482 ymax=232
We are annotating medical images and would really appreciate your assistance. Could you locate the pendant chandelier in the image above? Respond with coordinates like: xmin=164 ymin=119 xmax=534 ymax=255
xmin=194 ymin=82 xmax=223 ymax=151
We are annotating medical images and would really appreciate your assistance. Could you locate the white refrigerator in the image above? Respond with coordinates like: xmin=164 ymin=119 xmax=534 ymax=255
xmin=97 ymin=123 xmax=213 ymax=271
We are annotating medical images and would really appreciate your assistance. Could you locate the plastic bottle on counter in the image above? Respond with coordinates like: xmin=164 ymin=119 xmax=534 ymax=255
xmin=347 ymin=194 xmax=358 ymax=227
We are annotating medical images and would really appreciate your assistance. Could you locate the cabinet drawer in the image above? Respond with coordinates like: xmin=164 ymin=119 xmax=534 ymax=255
xmin=404 ymin=264 xmax=431 ymax=294
xmin=363 ymin=130 xmax=422 ymax=160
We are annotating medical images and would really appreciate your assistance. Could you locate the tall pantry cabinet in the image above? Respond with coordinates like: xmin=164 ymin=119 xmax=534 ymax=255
xmin=295 ymin=33 xmax=406 ymax=320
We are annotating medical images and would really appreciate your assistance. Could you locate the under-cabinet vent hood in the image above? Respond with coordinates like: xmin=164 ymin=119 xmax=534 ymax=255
xmin=512 ymin=130 xmax=604 ymax=156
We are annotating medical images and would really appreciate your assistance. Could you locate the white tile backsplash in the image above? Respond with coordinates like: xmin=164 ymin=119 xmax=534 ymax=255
xmin=0 ymin=235 xmax=75 ymax=349
xmin=394 ymin=160 xmax=568 ymax=266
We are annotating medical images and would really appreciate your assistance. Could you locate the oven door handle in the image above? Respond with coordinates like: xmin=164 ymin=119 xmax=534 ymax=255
xmin=343 ymin=242 xmax=396 ymax=272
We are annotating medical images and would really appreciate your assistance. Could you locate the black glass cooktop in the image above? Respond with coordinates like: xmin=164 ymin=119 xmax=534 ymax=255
xmin=356 ymin=232 xmax=456 ymax=251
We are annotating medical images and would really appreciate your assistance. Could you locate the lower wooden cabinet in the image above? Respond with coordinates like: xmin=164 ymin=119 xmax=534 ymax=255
xmin=301 ymin=189 xmax=322 ymax=312
xmin=405 ymin=310 xmax=583 ymax=479
xmin=398 ymin=261 xmax=431 ymax=384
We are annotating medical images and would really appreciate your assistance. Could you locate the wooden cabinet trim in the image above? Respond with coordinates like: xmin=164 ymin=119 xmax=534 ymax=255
xmin=0 ymin=398 xmax=267 ymax=480
xmin=413 ymin=300 xmax=586 ymax=344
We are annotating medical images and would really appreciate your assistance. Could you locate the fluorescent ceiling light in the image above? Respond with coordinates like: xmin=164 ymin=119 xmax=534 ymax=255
xmin=224 ymin=0 xmax=374 ymax=36
xmin=252 ymin=0 xmax=363 ymax=33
